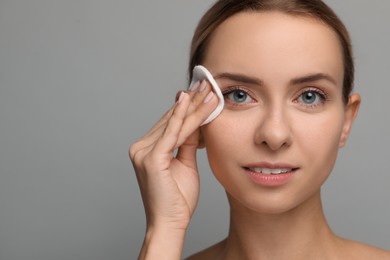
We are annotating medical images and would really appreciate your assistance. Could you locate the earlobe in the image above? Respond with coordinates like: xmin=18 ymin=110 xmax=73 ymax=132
xmin=339 ymin=93 xmax=361 ymax=147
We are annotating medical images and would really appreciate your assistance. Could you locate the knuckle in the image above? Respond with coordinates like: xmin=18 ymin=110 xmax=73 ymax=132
xmin=132 ymin=150 xmax=143 ymax=168
xmin=129 ymin=142 xmax=140 ymax=161
xmin=142 ymin=154 xmax=155 ymax=172
xmin=129 ymin=140 xmax=147 ymax=165
xmin=170 ymin=112 xmax=185 ymax=126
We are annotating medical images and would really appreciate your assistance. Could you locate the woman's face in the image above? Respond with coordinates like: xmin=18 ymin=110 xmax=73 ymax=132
xmin=201 ymin=11 xmax=359 ymax=213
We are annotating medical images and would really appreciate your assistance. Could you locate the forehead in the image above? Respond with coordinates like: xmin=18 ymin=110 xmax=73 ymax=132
xmin=203 ymin=11 xmax=344 ymax=85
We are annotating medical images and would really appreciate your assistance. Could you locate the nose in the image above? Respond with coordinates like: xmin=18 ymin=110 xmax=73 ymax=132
xmin=254 ymin=105 xmax=292 ymax=151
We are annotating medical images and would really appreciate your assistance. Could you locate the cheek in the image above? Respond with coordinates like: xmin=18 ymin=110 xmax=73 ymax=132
xmin=202 ymin=112 xmax=255 ymax=175
xmin=203 ymin=115 xmax=245 ymax=158
xmin=201 ymin=107 xmax=346 ymax=213
xmin=294 ymin=110 xmax=345 ymax=177
xmin=202 ymin=107 xmax=345 ymax=172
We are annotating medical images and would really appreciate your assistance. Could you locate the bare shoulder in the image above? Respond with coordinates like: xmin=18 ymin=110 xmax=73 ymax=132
xmin=184 ymin=240 xmax=226 ymax=260
xmin=184 ymin=237 xmax=390 ymax=259
xmin=339 ymin=238 xmax=390 ymax=259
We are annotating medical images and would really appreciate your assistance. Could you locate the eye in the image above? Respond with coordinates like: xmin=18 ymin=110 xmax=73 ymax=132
xmin=296 ymin=89 xmax=326 ymax=107
xmin=223 ymin=88 xmax=255 ymax=105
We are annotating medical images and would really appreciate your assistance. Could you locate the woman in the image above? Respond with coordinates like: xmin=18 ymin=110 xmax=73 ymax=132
xmin=130 ymin=0 xmax=390 ymax=259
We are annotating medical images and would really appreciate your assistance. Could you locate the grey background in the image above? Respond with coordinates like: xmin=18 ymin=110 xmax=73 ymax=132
xmin=0 ymin=0 xmax=389 ymax=259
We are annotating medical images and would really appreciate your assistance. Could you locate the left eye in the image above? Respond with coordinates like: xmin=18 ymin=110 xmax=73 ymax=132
xmin=225 ymin=89 xmax=253 ymax=104
xmin=297 ymin=90 xmax=324 ymax=106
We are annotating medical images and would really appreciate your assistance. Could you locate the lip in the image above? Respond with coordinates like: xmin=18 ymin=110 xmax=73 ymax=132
xmin=243 ymin=162 xmax=299 ymax=187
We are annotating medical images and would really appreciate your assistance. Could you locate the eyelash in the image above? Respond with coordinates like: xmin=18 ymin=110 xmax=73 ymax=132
xmin=221 ymin=86 xmax=329 ymax=109
xmin=294 ymin=87 xmax=329 ymax=109
xmin=222 ymin=86 xmax=256 ymax=106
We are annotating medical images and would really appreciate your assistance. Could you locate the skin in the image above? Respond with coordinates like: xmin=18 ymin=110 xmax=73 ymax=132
xmin=130 ymin=11 xmax=390 ymax=260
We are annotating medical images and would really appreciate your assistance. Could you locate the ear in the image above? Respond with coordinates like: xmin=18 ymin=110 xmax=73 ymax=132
xmin=339 ymin=93 xmax=361 ymax=148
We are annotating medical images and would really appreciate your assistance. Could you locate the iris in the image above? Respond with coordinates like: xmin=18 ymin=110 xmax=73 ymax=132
xmin=228 ymin=90 xmax=248 ymax=103
xmin=300 ymin=90 xmax=321 ymax=105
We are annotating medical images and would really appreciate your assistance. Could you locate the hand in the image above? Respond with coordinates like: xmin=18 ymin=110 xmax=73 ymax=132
xmin=129 ymin=80 xmax=218 ymax=231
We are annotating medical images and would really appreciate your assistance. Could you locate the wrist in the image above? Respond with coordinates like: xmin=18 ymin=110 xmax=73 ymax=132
xmin=139 ymin=225 xmax=187 ymax=260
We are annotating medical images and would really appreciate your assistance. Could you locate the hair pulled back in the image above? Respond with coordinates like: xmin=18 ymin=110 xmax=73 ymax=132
xmin=189 ymin=0 xmax=353 ymax=103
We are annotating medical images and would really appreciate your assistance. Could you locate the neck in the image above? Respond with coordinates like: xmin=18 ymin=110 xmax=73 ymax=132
xmin=221 ymin=191 xmax=340 ymax=260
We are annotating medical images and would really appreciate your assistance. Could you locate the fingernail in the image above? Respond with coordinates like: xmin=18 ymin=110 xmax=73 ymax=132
xmin=189 ymin=81 xmax=200 ymax=92
xmin=177 ymin=91 xmax=185 ymax=103
xmin=203 ymin=92 xmax=215 ymax=103
xmin=198 ymin=80 xmax=207 ymax=92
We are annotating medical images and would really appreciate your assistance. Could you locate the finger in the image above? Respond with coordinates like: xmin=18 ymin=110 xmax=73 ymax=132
xmin=175 ymin=129 xmax=199 ymax=169
xmin=130 ymin=119 xmax=169 ymax=162
xmin=136 ymin=90 xmax=192 ymax=151
xmin=175 ymin=80 xmax=199 ymax=102
xmin=142 ymin=104 xmax=175 ymax=138
xmin=130 ymin=92 xmax=184 ymax=162
xmin=132 ymin=93 xmax=191 ymax=172
xmin=188 ymin=81 xmax=201 ymax=94
xmin=145 ymin=80 xmax=203 ymax=140
xmin=130 ymin=112 xmax=174 ymax=163
xmin=130 ymin=140 xmax=155 ymax=168
xmin=174 ymin=81 xmax=215 ymax=151
xmin=144 ymin=80 xmax=200 ymax=140
xmin=137 ymin=82 xmax=212 ymax=152
xmin=153 ymin=92 xmax=192 ymax=156
xmin=189 ymin=80 xmax=209 ymax=106
xmin=131 ymin=83 xmax=217 ymax=162
xmin=176 ymin=90 xmax=218 ymax=147
xmin=175 ymin=91 xmax=182 ymax=102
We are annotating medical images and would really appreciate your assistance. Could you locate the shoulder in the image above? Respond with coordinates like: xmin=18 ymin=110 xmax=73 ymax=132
xmin=184 ymin=237 xmax=390 ymax=259
xmin=185 ymin=240 xmax=226 ymax=260
xmin=339 ymin=238 xmax=390 ymax=259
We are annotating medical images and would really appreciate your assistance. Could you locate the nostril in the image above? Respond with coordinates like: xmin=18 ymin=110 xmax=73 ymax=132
xmin=254 ymin=112 xmax=292 ymax=150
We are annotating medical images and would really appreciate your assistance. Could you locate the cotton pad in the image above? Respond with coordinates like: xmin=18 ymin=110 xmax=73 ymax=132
xmin=189 ymin=65 xmax=224 ymax=125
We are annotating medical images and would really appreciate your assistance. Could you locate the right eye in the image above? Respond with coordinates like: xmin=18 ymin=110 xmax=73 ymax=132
xmin=223 ymin=88 xmax=255 ymax=105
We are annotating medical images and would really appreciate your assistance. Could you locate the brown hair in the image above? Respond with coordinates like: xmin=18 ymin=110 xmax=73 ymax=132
xmin=189 ymin=0 xmax=353 ymax=104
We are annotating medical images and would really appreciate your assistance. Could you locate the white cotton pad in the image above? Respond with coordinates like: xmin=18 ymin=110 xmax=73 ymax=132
xmin=189 ymin=65 xmax=224 ymax=125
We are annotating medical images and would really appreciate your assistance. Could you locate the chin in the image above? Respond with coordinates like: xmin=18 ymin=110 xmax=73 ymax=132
xmin=226 ymin=185 xmax=322 ymax=216
xmin=246 ymin=196 xmax=300 ymax=215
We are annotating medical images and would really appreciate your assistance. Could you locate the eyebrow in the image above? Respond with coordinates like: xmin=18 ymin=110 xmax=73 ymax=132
xmin=290 ymin=73 xmax=337 ymax=86
xmin=214 ymin=72 xmax=337 ymax=86
xmin=214 ymin=72 xmax=263 ymax=86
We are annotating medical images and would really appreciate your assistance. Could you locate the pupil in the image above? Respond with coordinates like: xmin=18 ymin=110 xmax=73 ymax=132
xmin=234 ymin=91 xmax=246 ymax=102
xmin=303 ymin=92 xmax=315 ymax=103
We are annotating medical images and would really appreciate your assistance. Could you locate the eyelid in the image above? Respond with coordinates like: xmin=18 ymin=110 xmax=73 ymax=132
xmin=296 ymin=87 xmax=328 ymax=100
xmin=222 ymin=86 xmax=257 ymax=104
xmin=294 ymin=87 xmax=329 ymax=108
xmin=221 ymin=86 xmax=257 ymax=107
xmin=222 ymin=86 xmax=256 ymax=99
